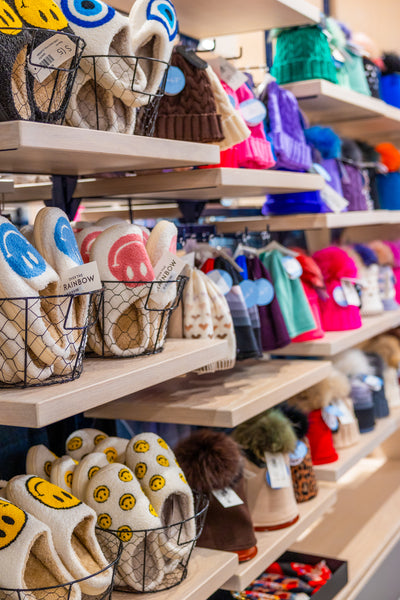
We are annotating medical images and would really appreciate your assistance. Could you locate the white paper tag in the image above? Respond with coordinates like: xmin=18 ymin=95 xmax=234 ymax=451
xmin=335 ymin=399 xmax=355 ymax=425
xmin=153 ymin=251 xmax=186 ymax=293
xmin=61 ymin=262 xmax=102 ymax=294
xmin=319 ymin=183 xmax=348 ymax=213
xmin=281 ymin=256 xmax=303 ymax=279
xmin=341 ymin=279 xmax=361 ymax=307
xmin=363 ymin=374 xmax=383 ymax=391
xmin=239 ymin=99 xmax=267 ymax=126
xmin=212 ymin=487 xmax=243 ymax=508
xmin=218 ymin=58 xmax=247 ymax=91
xmin=28 ymin=34 xmax=77 ymax=83
xmin=265 ymin=452 xmax=290 ymax=489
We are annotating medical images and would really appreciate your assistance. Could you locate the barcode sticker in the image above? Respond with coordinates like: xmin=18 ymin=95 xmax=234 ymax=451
xmin=28 ymin=34 xmax=76 ymax=83
xmin=212 ymin=487 xmax=243 ymax=508
xmin=265 ymin=452 xmax=290 ymax=489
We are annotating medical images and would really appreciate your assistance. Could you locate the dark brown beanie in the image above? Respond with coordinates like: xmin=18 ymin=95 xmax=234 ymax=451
xmin=155 ymin=48 xmax=225 ymax=143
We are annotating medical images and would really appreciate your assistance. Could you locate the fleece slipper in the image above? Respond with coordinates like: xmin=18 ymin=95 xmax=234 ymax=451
xmin=95 ymin=436 xmax=128 ymax=463
xmin=50 ymin=456 xmax=78 ymax=493
xmin=66 ymin=428 xmax=108 ymax=461
xmin=95 ymin=217 xmax=127 ymax=228
xmin=7 ymin=476 xmax=111 ymax=595
xmin=26 ymin=445 xmax=59 ymax=481
xmin=20 ymin=225 xmax=35 ymax=245
xmin=72 ymin=452 xmax=110 ymax=500
xmin=0 ymin=497 xmax=81 ymax=600
xmin=90 ymin=224 xmax=154 ymax=356
xmin=85 ymin=463 xmax=164 ymax=591
xmin=125 ymin=433 xmax=195 ymax=562
xmin=128 ymin=0 xmax=178 ymax=106
xmin=76 ymin=225 xmax=104 ymax=265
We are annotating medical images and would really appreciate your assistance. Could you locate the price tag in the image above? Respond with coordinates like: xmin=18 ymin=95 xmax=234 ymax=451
xmin=255 ymin=278 xmax=275 ymax=306
xmin=60 ymin=262 xmax=102 ymax=294
xmin=239 ymin=98 xmax=267 ymax=126
xmin=28 ymin=34 xmax=77 ymax=83
xmin=312 ymin=163 xmax=331 ymax=182
xmin=289 ymin=440 xmax=308 ymax=466
xmin=207 ymin=269 xmax=233 ymax=295
xmin=281 ymin=256 xmax=303 ymax=279
xmin=333 ymin=285 xmax=348 ymax=307
xmin=218 ymin=58 xmax=247 ymax=91
xmin=165 ymin=65 xmax=186 ymax=95
xmin=322 ymin=405 xmax=339 ymax=432
xmin=212 ymin=487 xmax=243 ymax=508
xmin=265 ymin=452 xmax=290 ymax=489
xmin=363 ymin=374 xmax=383 ymax=391
xmin=239 ymin=279 xmax=258 ymax=308
xmin=341 ymin=279 xmax=361 ymax=307
xmin=335 ymin=399 xmax=355 ymax=425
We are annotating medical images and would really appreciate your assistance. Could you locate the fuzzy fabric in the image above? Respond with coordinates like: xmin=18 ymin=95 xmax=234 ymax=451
xmin=334 ymin=348 xmax=373 ymax=378
xmin=363 ymin=335 xmax=400 ymax=368
xmin=305 ymin=126 xmax=342 ymax=159
xmin=26 ymin=445 xmax=58 ymax=481
xmin=354 ymin=244 xmax=379 ymax=266
xmin=95 ymin=436 xmax=128 ymax=463
xmin=72 ymin=451 xmax=109 ymax=500
xmin=279 ymin=404 xmax=309 ymax=438
xmin=50 ymin=456 xmax=77 ymax=493
xmin=375 ymin=143 xmax=400 ymax=172
xmin=288 ymin=368 xmax=350 ymax=414
xmin=66 ymin=428 xmax=108 ymax=461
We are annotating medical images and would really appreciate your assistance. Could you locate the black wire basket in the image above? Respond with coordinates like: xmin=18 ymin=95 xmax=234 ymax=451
xmin=0 ymin=289 xmax=102 ymax=388
xmin=88 ymin=276 xmax=187 ymax=358
xmin=0 ymin=529 xmax=122 ymax=600
xmin=0 ymin=27 xmax=85 ymax=125
xmin=67 ymin=55 xmax=170 ymax=136
xmin=97 ymin=491 xmax=209 ymax=593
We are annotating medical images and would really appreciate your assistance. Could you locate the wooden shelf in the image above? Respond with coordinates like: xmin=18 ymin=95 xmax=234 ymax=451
xmin=0 ymin=339 xmax=228 ymax=428
xmin=108 ymin=0 xmax=320 ymax=37
xmin=113 ymin=547 xmax=238 ymax=600
xmin=5 ymin=168 xmax=324 ymax=203
xmin=315 ymin=409 xmax=400 ymax=482
xmin=0 ymin=179 xmax=14 ymax=194
xmin=292 ymin=458 xmax=400 ymax=600
xmin=85 ymin=359 xmax=332 ymax=427
xmin=221 ymin=484 xmax=337 ymax=591
xmin=271 ymin=311 xmax=400 ymax=358
xmin=0 ymin=122 xmax=219 ymax=176
xmin=284 ymin=79 xmax=400 ymax=144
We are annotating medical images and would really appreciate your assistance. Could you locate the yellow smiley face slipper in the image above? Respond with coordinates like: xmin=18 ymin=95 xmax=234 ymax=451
xmin=0 ymin=496 xmax=81 ymax=600
xmin=50 ymin=456 xmax=78 ymax=493
xmin=66 ymin=428 xmax=108 ymax=461
xmin=6 ymin=476 xmax=111 ymax=595
xmin=85 ymin=463 xmax=164 ymax=592
xmin=95 ymin=436 xmax=128 ymax=464
xmin=71 ymin=452 xmax=109 ymax=500
xmin=26 ymin=445 xmax=58 ymax=481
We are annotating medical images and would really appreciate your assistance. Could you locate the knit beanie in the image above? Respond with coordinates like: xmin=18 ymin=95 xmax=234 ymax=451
xmin=352 ymin=245 xmax=383 ymax=316
xmin=366 ymin=352 xmax=390 ymax=418
xmin=291 ymin=252 xmax=325 ymax=342
xmin=351 ymin=379 xmax=375 ymax=433
xmin=154 ymin=48 xmax=224 ymax=143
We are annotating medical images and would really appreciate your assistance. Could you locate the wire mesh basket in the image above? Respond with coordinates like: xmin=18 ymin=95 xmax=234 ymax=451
xmin=0 ymin=289 xmax=102 ymax=388
xmin=0 ymin=27 xmax=85 ymax=125
xmin=97 ymin=491 xmax=209 ymax=593
xmin=88 ymin=276 xmax=187 ymax=358
xmin=67 ymin=55 xmax=170 ymax=136
xmin=0 ymin=529 xmax=122 ymax=600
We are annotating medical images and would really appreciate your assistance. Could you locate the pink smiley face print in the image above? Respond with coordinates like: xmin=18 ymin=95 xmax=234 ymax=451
xmin=108 ymin=234 xmax=154 ymax=287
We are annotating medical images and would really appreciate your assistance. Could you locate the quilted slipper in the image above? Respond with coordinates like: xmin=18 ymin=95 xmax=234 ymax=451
xmin=26 ymin=445 xmax=58 ymax=480
xmin=95 ymin=436 xmax=128 ymax=464
xmin=85 ymin=463 xmax=164 ymax=592
xmin=65 ymin=69 xmax=136 ymax=133
xmin=72 ymin=452 xmax=109 ymax=500
xmin=0 ymin=497 xmax=81 ymax=600
xmin=125 ymin=433 xmax=195 ymax=562
xmin=7 ymin=476 xmax=112 ymax=595
xmin=56 ymin=0 xmax=140 ymax=106
xmin=128 ymin=0 xmax=178 ymax=106
xmin=90 ymin=224 xmax=154 ymax=356
xmin=66 ymin=428 xmax=108 ymax=461
xmin=50 ymin=456 xmax=78 ymax=493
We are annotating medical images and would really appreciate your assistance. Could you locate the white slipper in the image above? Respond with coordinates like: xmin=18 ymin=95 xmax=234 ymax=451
xmin=129 ymin=0 xmax=178 ymax=106
xmin=95 ymin=437 xmax=129 ymax=463
xmin=50 ymin=456 xmax=79 ymax=493
xmin=125 ymin=433 xmax=195 ymax=562
xmin=95 ymin=217 xmax=127 ymax=228
xmin=72 ymin=452 xmax=110 ymax=500
xmin=26 ymin=445 xmax=59 ymax=481
xmin=0 ymin=497 xmax=81 ymax=600
xmin=85 ymin=463 xmax=164 ymax=591
xmin=76 ymin=226 xmax=105 ymax=265
xmin=7 ymin=476 xmax=111 ymax=595
xmin=20 ymin=225 xmax=35 ymax=245
xmin=90 ymin=224 xmax=154 ymax=356
xmin=66 ymin=429 xmax=108 ymax=461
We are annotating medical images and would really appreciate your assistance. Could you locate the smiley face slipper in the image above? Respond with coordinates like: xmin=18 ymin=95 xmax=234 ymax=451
xmin=0 ymin=497 xmax=81 ymax=600
xmin=7 ymin=476 xmax=112 ymax=595
xmin=66 ymin=428 xmax=108 ymax=461
xmin=90 ymin=224 xmax=155 ymax=356
xmin=26 ymin=445 xmax=58 ymax=480
xmin=50 ymin=456 xmax=78 ymax=493
xmin=95 ymin=436 xmax=128 ymax=464
xmin=85 ymin=463 xmax=165 ymax=591
xmin=72 ymin=452 xmax=110 ymax=500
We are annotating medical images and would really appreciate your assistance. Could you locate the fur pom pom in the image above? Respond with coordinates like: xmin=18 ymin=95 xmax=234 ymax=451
xmin=382 ymin=53 xmax=400 ymax=74
xmin=341 ymin=138 xmax=363 ymax=163
xmin=292 ymin=250 xmax=325 ymax=290
xmin=353 ymin=243 xmax=378 ymax=266
xmin=369 ymin=240 xmax=394 ymax=266
xmin=279 ymin=403 xmax=309 ymax=438
xmin=363 ymin=335 xmax=400 ymax=368
xmin=375 ymin=143 xmax=400 ymax=172
xmin=328 ymin=367 xmax=351 ymax=398
xmin=334 ymin=348 xmax=373 ymax=378
xmin=174 ymin=430 xmax=242 ymax=493
xmin=305 ymin=126 xmax=342 ymax=159
xmin=233 ymin=410 xmax=297 ymax=460
xmin=288 ymin=368 xmax=350 ymax=413
xmin=313 ymin=246 xmax=358 ymax=282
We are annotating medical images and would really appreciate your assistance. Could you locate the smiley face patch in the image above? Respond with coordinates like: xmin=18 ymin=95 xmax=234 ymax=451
xmin=117 ymin=525 xmax=133 ymax=542
xmin=93 ymin=485 xmax=110 ymax=503
xmin=157 ymin=438 xmax=169 ymax=451
xmin=156 ymin=455 xmax=169 ymax=467
xmin=94 ymin=434 xmax=107 ymax=446
xmin=149 ymin=475 xmax=165 ymax=492
xmin=26 ymin=477 xmax=81 ymax=510
xmin=119 ymin=493 xmax=136 ymax=511
xmin=118 ymin=468 xmax=133 ymax=482
xmin=97 ymin=513 xmax=112 ymax=529
xmin=135 ymin=463 xmax=147 ymax=480
xmin=0 ymin=500 xmax=27 ymax=550
xmin=88 ymin=465 xmax=101 ymax=480
xmin=67 ymin=436 xmax=83 ymax=452
xmin=14 ymin=0 xmax=68 ymax=29
xmin=0 ymin=0 xmax=23 ymax=34
xmin=103 ymin=447 xmax=117 ymax=463
xmin=134 ymin=440 xmax=150 ymax=453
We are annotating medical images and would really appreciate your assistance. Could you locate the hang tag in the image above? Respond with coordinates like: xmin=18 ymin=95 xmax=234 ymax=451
xmin=311 ymin=163 xmax=331 ymax=182
xmin=320 ymin=184 xmax=348 ymax=213
xmin=362 ymin=374 xmax=383 ymax=391
xmin=322 ymin=406 xmax=339 ymax=432
xmin=333 ymin=285 xmax=348 ymax=307
xmin=207 ymin=269 xmax=233 ymax=295
xmin=289 ymin=440 xmax=308 ymax=466
xmin=175 ymin=45 xmax=208 ymax=69
xmin=255 ymin=278 xmax=275 ymax=306
xmin=212 ymin=487 xmax=243 ymax=508
xmin=239 ymin=98 xmax=267 ymax=126
xmin=218 ymin=57 xmax=247 ymax=91
xmin=60 ymin=262 xmax=102 ymax=294
xmin=281 ymin=256 xmax=303 ymax=279
xmin=239 ymin=279 xmax=258 ymax=308
xmin=165 ymin=65 xmax=186 ymax=95
xmin=335 ymin=399 xmax=355 ymax=425
xmin=341 ymin=279 xmax=361 ymax=307
xmin=265 ymin=452 xmax=290 ymax=489
xmin=153 ymin=251 xmax=186 ymax=294
xmin=28 ymin=34 xmax=77 ymax=84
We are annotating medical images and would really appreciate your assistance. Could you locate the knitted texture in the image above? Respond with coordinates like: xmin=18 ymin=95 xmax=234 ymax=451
xmin=154 ymin=49 xmax=224 ymax=142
